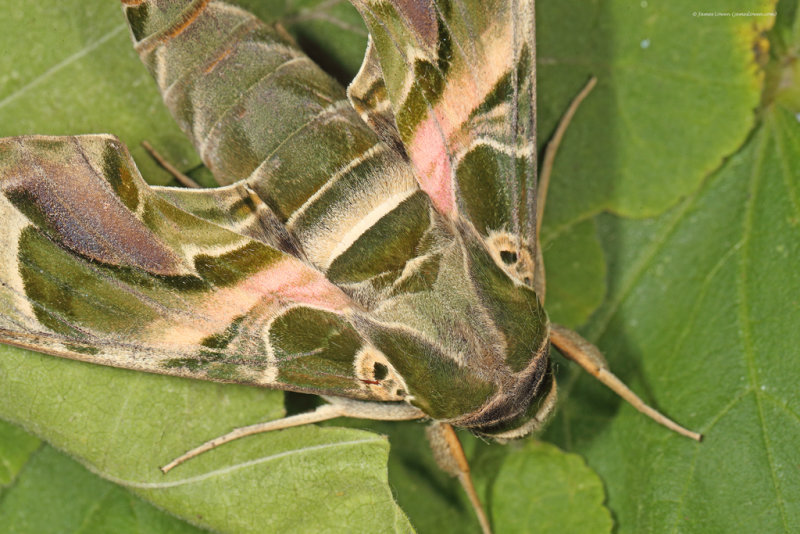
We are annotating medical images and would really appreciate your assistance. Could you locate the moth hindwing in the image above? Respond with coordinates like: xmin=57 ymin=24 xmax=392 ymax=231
xmin=0 ymin=1 xmax=700 ymax=533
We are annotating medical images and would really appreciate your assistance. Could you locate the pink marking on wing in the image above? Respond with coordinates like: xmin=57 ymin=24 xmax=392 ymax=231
xmin=407 ymin=23 xmax=515 ymax=217
xmin=410 ymin=114 xmax=455 ymax=215
xmin=144 ymin=259 xmax=352 ymax=346
xmin=203 ymin=259 xmax=350 ymax=325
xmin=241 ymin=260 xmax=351 ymax=311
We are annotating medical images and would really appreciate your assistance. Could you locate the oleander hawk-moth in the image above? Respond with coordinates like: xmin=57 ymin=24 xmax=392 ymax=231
xmin=0 ymin=1 xmax=700 ymax=532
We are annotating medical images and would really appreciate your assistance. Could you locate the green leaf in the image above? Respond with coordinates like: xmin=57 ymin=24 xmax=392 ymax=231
xmin=541 ymin=219 xmax=606 ymax=327
xmin=538 ymin=0 xmax=771 ymax=228
xmin=0 ymin=446 xmax=205 ymax=534
xmin=0 ymin=419 xmax=40 ymax=488
xmin=335 ymin=420 xmax=483 ymax=534
xmin=538 ymin=2 xmax=800 ymax=532
xmin=546 ymin=102 xmax=800 ymax=531
xmin=538 ymin=0 xmax=772 ymax=329
xmin=491 ymin=442 xmax=612 ymax=534
xmin=0 ymin=345 xmax=412 ymax=533
xmin=331 ymin=420 xmax=612 ymax=534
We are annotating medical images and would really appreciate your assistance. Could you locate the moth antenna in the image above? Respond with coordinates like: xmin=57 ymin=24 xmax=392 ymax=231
xmin=550 ymin=324 xmax=703 ymax=442
xmin=536 ymin=76 xmax=597 ymax=241
xmin=141 ymin=140 xmax=201 ymax=188
xmin=426 ymin=422 xmax=493 ymax=534
xmin=160 ymin=403 xmax=346 ymax=473
xmin=161 ymin=398 xmax=425 ymax=473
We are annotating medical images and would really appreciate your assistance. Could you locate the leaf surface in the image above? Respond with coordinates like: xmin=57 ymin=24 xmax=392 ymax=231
xmin=0 ymin=419 xmax=39 ymax=488
xmin=537 ymin=0 xmax=773 ymax=325
xmin=545 ymin=103 xmax=800 ymax=532
xmin=538 ymin=0 xmax=772 ymax=227
xmin=491 ymin=442 xmax=612 ymax=534
xmin=0 ymin=445 xmax=205 ymax=534
xmin=328 ymin=419 xmax=612 ymax=534
xmin=541 ymin=219 xmax=606 ymax=327
xmin=0 ymin=346 xmax=412 ymax=533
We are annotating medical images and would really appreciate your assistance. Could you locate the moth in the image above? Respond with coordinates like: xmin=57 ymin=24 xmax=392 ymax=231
xmin=0 ymin=1 xmax=700 ymax=532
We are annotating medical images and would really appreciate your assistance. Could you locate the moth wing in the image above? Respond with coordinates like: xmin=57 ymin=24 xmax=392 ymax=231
xmin=350 ymin=0 xmax=538 ymax=284
xmin=347 ymin=36 xmax=406 ymax=156
xmin=124 ymin=1 xmax=351 ymax=189
xmin=155 ymin=184 xmax=307 ymax=260
xmin=0 ymin=135 xmax=400 ymax=401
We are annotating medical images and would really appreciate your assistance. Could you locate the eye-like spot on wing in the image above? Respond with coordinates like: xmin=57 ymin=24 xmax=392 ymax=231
xmin=373 ymin=361 xmax=389 ymax=380
xmin=485 ymin=231 xmax=535 ymax=286
xmin=354 ymin=346 xmax=409 ymax=401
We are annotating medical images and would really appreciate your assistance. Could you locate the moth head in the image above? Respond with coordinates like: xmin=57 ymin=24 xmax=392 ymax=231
xmin=467 ymin=369 xmax=558 ymax=441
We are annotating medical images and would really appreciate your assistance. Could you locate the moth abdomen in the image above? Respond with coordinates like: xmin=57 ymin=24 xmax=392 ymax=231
xmin=125 ymin=0 xmax=323 ymax=184
xmin=124 ymin=1 xmax=441 ymax=295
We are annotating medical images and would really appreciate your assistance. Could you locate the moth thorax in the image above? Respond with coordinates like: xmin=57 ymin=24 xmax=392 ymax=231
xmin=354 ymin=346 xmax=409 ymax=401
xmin=485 ymin=231 xmax=535 ymax=286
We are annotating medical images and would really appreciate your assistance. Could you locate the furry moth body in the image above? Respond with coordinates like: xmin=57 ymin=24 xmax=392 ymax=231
xmin=0 ymin=1 xmax=700 ymax=532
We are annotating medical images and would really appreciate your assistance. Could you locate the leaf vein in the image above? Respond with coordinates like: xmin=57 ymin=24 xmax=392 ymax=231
xmin=584 ymin=194 xmax=696 ymax=342
xmin=737 ymin=125 xmax=790 ymax=532
xmin=662 ymin=238 xmax=743 ymax=382
xmin=88 ymin=437 xmax=384 ymax=490
xmin=0 ymin=25 xmax=127 ymax=111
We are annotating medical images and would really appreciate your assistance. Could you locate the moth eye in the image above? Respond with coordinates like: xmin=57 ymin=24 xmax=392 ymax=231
xmin=523 ymin=276 xmax=532 ymax=285
xmin=500 ymin=250 xmax=518 ymax=264
xmin=373 ymin=362 xmax=389 ymax=380
xmin=395 ymin=389 xmax=405 ymax=397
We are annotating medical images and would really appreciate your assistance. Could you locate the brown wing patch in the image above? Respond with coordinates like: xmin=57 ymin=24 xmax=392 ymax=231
xmin=0 ymin=136 xmax=191 ymax=276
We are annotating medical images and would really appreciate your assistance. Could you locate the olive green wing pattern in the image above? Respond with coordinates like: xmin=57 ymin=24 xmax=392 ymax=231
xmin=350 ymin=0 xmax=539 ymax=285
xmin=123 ymin=0 xmax=335 ymax=187
xmin=0 ymin=135 xmax=401 ymax=400
xmin=347 ymin=36 xmax=406 ymax=156
xmin=155 ymin=184 xmax=306 ymax=259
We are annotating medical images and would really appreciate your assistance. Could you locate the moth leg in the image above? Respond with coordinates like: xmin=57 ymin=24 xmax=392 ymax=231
xmin=141 ymin=140 xmax=201 ymax=188
xmin=161 ymin=398 xmax=425 ymax=473
xmin=426 ymin=422 xmax=492 ymax=534
xmin=536 ymin=77 xmax=597 ymax=241
xmin=550 ymin=324 xmax=703 ymax=441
